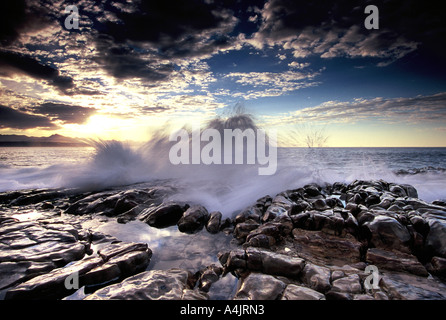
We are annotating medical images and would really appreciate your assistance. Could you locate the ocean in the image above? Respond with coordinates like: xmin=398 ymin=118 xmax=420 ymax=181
xmin=1 ymin=145 xmax=445 ymax=216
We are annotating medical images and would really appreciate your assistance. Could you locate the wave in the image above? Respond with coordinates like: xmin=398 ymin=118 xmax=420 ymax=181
xmin=394 ymin=166 xmax=446 ymax=175
xmin=1 ymin=110 xmax=446 ymax=213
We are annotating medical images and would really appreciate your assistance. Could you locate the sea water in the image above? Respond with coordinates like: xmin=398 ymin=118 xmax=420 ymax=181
xmin=1 ymin=145 xmax=445 ymax=216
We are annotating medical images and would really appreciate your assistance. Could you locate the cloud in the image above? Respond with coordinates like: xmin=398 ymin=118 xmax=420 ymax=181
xmin=223 ymin=69 xmax=321 ymax=99
xmin=247 ymin=0 xmax=445 ymax=64
xmin=0 ymin=0 xmax=50 ymax=46
xmin=0 ymin=50 xmax=75 ymax=93
xmin=0 ymin=104 xmax=57 ymax=129
xmin=86 ymin=0 xmax=239 ymax=82
xmin=34 ymin=102 xmax=97 ymax=124
xmin=266 ymin=92 xmax=446 ymax=126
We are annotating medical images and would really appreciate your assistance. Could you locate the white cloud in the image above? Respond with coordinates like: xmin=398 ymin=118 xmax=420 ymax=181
xmin=261 ymin=92 xmax=446 ymax=126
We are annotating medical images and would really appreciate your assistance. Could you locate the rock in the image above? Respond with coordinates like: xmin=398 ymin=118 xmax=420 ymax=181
xmin=245 ymin=216 xmax=293 ymax=244
xmin=390 ymin=185 xmax=407 ymax=197
xmin=233 ymin=221 xmax=260 ymax=241
xmin=281 ymin=284 xmax=325 ymax=300
xmin=401 ymin=184 xmax=418 ymax=198
xmin=5 ymin=241 xmax=152 ymax=300
xmin=0 ymin=261 xmax=55 ymax=290
xmin=222 ymin=249 xmax=246 ymax=271
xmin=363 ymin=215 xmax=411 ymax=253
xmin=139 ymin=202 xmax=187 ymax=228
xmin=246 ymin=247 xmax=305 ymax=278
xmin=304 ymin=185 xmax=321 ymax=197
xmin=206 ymin=211 xmax=222 ymax=234
xmin=365 ymin=194 xmax=381 ymax=206
xmin=325 ymin=291 xmax=352 ymax=300
xmin=331 ymin=270 xmax=345 ymax=282
xmin=244 ymin=234 xmax=275 ymax=248
xmin=380 ymin=272 xmax=446 ymax=300
xmin=234 ymin=206 xmax=262 ymax=224
xmin=197 ymin=265 xmax=222 ymax=292
xmin=261 ymin=195 xmax=294 ymax=222
xmin=0 ymin=219 xmax=87 ymax=266
xmin=331 ymin=274 xmax=362 ymax=294
xmin=177 ymin=205 xmax=210 ymax=233
xmin=366 ymin=248 xmax=428 ymax=276
xmin=221 ymin=247 xmax=305 ymax=278
xmin=425 ymin=218 xmax=446 ymax=258
xmin=234 ymin=273 xmax=286 ymax=300
xmin=292 ymin=229 xmax=363 ymax=265
xmin=301 ymin=263 xmax=331 ymax=293
xmin=84 ymin=268 xmax=194 ymax=300
xmin=429 ymin=256 xmax=446 ymax=276
xmin=312 ymin=199 xmax=330 ymax=211
xmin=5 ymin=255 xmax=103 ymax=299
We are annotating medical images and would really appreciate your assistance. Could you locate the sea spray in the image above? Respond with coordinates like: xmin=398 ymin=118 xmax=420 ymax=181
xmin=1 ymin=119 xmax=446 ymax=213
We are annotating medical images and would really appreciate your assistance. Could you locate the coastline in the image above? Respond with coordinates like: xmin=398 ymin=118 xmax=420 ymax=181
xmin=1 ymin=179 xmax=445 ymax=300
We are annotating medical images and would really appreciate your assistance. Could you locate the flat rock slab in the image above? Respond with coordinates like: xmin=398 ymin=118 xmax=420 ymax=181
xmin=380 ymin=272 xmax=446 ymax=300
xmin=366 ymin=248 xmax=428 ymax=276
xmin=84 ymin=268 xmax=206 ymax=300
xmin=291 ymin=229 xmax=363 ymax=266
xmin=234 ymin=273 xmax=286 ymax=300
xmin=5 ymin=241 xmax=152 ymax=300
xmin=281 ymin=284 xmax=325 ymax=300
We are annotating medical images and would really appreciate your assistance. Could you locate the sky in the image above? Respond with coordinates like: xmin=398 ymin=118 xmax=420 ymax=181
xmin=0 ymin=0 xmax=446 ymax=147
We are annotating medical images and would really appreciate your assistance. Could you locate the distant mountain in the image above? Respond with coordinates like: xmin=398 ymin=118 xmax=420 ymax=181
xmin=0 ymin=134 xmax=89 ymax=147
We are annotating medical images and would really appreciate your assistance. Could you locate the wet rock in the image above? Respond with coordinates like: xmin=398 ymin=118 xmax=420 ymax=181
xmin=233 ymin=220 xmax=260 ymax=241
xmin=246 ymin=216 xmax=293 ymax=244
xmin=330 ymin=270 xmax=345 ymax=282
xmin=304 ymin=185 xmax=321 ymax=197
xmin=197 ymin=264 xmax=223 ymax=292
xmin=206 ymin=211 xmax=222 ymax=234
xmin=8 ymin=190 xmax=64 ymax=206
xmin=0 ymin=219 xmax=86 ymax=266
xmin=289 ymin=200 xmax=310 ymax=215
xmin=330 ymin=274 xmax=362 ymax=294
xmin=363 ymin=215 xmax=412 ymax=253
xmin=261 ymin=195 xmax=294 ymax=222
xmin=246 ymin=247 xmax=305 ymax=278
xmin=234 ymin=272 xmax=286 ymax=300
xmin=292 ymin=229 xmax=363 ymax=265
xmin=221 ymin=247 xmax=305 ymax=278
xmin=312 ymin=199 xmax=330 ymax=211
xmin=0 ymin=260 xmax=55 ymax=291
xmin=365 ymin=194 xmax=381 ymax=206
xmin=428 ymin=256 xmax=446 ymax=276
xmin=234 ymin=206 xmax=262 ymax=224
xmin=177 ymin=205 xmax=210 ymax=233
xmin=389 ymin=185 xmax=407 ymax=197
xmin=380 ymin=272 xmax=446 ymax=300
xmin=84 ymin=268 xmax=194 ymax=300
xmin=281 ymin=284 xmax=325 ymax=300
xmin=366 ymin=248 xmax=428 ymax=276
xmin=222 ymin=249 xmax=246 ymax=271
xmin=424 ymin=218 xmax=446 ymax=258
xmin=5 ymin=241 xmax=152 ymax=300
xmin=301 ymin=263 xmax=331 ymax=293
xmin=325 ymin=291 xmax=352 ymax=300
xmin=139 ymin=202 xmax=187 ymax=228
xmin=244 ymin=234 xmax=275 ymax=248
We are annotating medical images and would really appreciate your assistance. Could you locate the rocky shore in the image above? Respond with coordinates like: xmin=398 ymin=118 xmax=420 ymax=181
xmin=1 ymin=179 xmax=446 ymax=300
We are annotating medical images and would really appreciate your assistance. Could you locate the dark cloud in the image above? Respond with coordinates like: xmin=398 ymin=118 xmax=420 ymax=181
xmin=34 ymin=103 xmax=97 ymax=124
xmin=93 ymin=37 xmax=174 ymax=82
xmin=252 ymin=0 xmax=446 ymax=62
xmin=0 ymin=0 xmax=50 ymax=46
xmin=0 ymin=105 xmax=57 ymax=129
xmin=0 ymin=50 xmax=75 ymax=93
xmin=88 ymin=0 xmax=239 ymax=81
